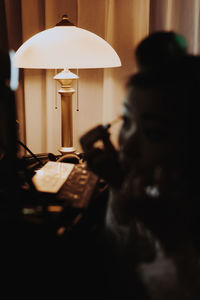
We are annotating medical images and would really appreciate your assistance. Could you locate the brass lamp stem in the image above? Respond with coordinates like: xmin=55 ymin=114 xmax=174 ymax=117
xmin=54 ymin=69 xmax=78 ymax=155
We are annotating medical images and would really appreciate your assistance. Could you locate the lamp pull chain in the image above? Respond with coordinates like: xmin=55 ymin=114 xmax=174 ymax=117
xmin=76 ymin=69 xmax=79 ymax=111
xmin=55 ymin=69 xmax=58 ymax=109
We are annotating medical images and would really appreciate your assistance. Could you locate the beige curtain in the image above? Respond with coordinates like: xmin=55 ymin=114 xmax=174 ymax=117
xmin=149 ymin=0 xmax=200 ymax=53
xmin=4 ymin=0 xmax=200 ymax=155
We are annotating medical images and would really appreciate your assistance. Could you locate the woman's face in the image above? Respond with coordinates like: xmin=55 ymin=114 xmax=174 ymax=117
xmin=119 ymin=85 xmax=188 ymax=185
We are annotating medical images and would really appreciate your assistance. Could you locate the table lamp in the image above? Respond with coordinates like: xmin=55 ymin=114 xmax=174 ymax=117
xmin=14 ymin=15 xmax=121 ymax=155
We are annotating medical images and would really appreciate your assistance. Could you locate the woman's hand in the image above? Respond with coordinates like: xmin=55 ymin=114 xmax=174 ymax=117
xmin=80 ymin=125 xmax=123 ymax=187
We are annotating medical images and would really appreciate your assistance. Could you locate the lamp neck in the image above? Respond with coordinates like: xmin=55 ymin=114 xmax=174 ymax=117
xmin=54 ymin=69 xmax=78 ymax=93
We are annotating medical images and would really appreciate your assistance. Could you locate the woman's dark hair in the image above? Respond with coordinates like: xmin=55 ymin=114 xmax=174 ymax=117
xmin=129 ymin=54 xmax=200 ymax=91
xmin=128 ymin=55 xmax=200 ymax=239
xmin=135 ymin=31 xmax=188 ymax=71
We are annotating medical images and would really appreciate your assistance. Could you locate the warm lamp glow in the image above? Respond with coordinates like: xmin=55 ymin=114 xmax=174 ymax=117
xmin=14 ymin=15 xmax=121 ymax=154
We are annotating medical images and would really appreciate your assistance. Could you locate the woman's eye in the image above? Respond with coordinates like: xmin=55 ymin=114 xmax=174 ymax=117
xmin=122 ymin=116 xmax=131 ymax=129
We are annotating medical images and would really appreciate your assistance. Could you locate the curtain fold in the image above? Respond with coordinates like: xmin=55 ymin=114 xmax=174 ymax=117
xmin=2 ymin=0 xmax=200 ymax=155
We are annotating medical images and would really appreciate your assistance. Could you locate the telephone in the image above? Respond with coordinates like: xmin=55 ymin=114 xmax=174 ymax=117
xmin=32 ymin=160 xmax=99 ymax=209
xmin=28 ymin=156 xmax=108 ymax=231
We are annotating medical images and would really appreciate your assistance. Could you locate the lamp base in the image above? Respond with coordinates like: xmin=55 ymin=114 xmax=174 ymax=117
xmin=57 ymin=149 xmax=81 ymax=164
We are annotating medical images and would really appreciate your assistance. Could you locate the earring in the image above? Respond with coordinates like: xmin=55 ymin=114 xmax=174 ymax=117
xmin=144 ymin=185 xmax=160 ymax=198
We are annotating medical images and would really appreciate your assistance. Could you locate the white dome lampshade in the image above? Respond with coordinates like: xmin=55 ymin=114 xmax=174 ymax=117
xmin=14 ymin=15 xmax=121 ymax=154
xmin=14 ymin=15 xmax=121 ymax=69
